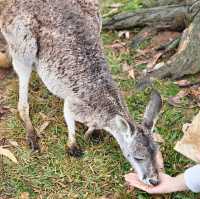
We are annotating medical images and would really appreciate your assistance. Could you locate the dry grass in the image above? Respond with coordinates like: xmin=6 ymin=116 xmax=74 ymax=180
xmin=0 ymin=1 xmax=200 ymax=198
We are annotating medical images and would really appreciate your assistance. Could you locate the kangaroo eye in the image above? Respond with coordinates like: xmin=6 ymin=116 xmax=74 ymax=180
xmin=134 ymin=157 xmax=144 ymax=161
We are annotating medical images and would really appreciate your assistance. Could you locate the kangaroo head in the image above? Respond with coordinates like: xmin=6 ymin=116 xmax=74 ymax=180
xmin=109 ymin=90 xmax=162 ymax=185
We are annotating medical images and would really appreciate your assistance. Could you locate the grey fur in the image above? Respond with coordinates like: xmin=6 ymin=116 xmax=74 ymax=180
xmin=1 ymin=0 xmax=162 ymax=185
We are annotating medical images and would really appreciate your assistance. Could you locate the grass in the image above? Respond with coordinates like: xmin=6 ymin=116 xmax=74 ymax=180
xmin=1 ymin=1 xmax=200 ymax=199
xmin=100 ymin=0 xmax=143 ymax=16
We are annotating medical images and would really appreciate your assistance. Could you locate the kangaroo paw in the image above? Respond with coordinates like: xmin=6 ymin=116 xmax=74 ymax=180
xmin=67 ymin=144 xmax=84 ymax=157
xmin=27 ymin=130 xmax=40 ymax=152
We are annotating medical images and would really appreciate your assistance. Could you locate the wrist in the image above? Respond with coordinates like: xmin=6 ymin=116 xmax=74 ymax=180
xmin=172 ymin=174 xmax=188 ymax=192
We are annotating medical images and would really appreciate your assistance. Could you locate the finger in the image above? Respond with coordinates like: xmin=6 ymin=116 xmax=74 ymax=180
xmin=125 ymin=173 xmax=152 ymax=191
xmin=125 ymin=173 xmax=138 ymax=180
xmin=125 ymin=173 xmax=139 ymax=185
xmin=146 ymin=185 xmax=171 ymax=194
xmin=156 ymin=151 xmax=165 ymax=171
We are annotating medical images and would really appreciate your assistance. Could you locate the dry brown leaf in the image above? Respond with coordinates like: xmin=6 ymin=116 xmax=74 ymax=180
xmin=0 ymin=147 xmax=18 ymax=163
xmin=189 ymin=86 xmax=200 ymax=101
xmin=135 ymin=60 xmax=148 ymax=67
xmin=168 ymin=90 xmax=188 ymax=106
xmin=151 ymin=62 xmax=165 ymax=71
xmin=0 ymin=106 xmax=9 ymax=119
xmin=39 ymin=112 xmax=50 ymax=121
xmin=174 ymin=79 xmax=191 ymax=87
xmin=128 ymin=69 xmax=135 ymax=79
xmin=20 ymin=192 xmax=30 ymax=199
xmin=147 ymin=52 xmax=163 ymax=69
xmin=121 ymin=62 xmax=130 ymax=72
xmin=109 ymin=41 xmax=127 ymax=54
xmin=175 ymin=111 xmax=200 ymax=162
xmin=153 ymin=133 xmax=165 ymax=143
xmin=38 ymin=121 xmax=50 ymax=133
xmin=121 ymin=62 xmax=135 ymax=79
xmin=150 ymin=31 xmax=180 ymax=50
xmin=8 ymin=140 xmax=19 ymax=147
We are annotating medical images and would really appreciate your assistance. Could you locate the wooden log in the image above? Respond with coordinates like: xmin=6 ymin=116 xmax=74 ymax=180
xmin=152 ymin=0 xmax=195 ymax=7
xmin=103 ymin=4 xmax=190 ymax=31
xmin=142 ymin=0 xmax=191 ymax=8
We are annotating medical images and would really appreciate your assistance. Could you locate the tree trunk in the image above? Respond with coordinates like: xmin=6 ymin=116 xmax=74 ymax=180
xmin=148 ymin=11 xmax=200 ymax=79
xmin=103 ymin=0 xmax=200 ymax=79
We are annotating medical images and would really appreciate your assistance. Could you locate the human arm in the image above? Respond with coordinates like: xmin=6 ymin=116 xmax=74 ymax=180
xmin=125 ymin=172 xmax=188 ymax=194
xmin=125 ymin=165 xmax=200 ymax=194
xmin=184 ymin=165 xmax=200 ymax=193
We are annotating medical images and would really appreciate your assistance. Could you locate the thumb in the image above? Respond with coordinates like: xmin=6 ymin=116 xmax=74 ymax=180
xmin=125 ymin=173 xmax=138 ymax=182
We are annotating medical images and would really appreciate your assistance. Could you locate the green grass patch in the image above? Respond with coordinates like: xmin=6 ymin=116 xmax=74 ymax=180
xmin=0 ymin=1 xmax=200 ymax=199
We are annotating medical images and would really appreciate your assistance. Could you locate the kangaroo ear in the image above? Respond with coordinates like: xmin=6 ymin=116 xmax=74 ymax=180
xmin=115 ymin=115 xmax=129 ymax=133
xmin=143 ymin=90 xmax=162 ymax=130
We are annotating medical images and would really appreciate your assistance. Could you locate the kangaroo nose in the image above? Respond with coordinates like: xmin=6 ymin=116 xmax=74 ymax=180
xmin=149 ymin=178 xmax=160 ymax=186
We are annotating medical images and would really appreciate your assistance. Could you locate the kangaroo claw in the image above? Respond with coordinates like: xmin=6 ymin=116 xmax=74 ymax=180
xmin=27 ymin=130 xmax=40 ymax=153
xmin=67 ymin=144 xmax=84 ymax=157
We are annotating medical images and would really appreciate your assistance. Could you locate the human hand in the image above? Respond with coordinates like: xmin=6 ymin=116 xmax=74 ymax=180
xmin=125 ymin=172 xmax=188 ymax=194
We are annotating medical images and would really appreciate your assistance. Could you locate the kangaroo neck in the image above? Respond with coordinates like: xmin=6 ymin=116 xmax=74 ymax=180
xmin=104 ymin=125 xmax=128 ymax=157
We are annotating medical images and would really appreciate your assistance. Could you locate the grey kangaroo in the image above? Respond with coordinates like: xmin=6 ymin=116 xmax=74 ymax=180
xmin=0 ymin=0 xmax=162 ymax=185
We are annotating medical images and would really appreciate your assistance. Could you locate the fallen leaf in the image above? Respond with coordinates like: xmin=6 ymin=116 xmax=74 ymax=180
xmin=8 ymin=140 xmax=19 ymax=147
xmin=0 ymin=106 xmax=9 ymax=119
xmin=189 ymin=86 xmax=200 ymax=101
xmin=20 ymin=192 xmax=30 ymax=199
xmin=38 ymin=121 xmax=50 ymax=133
xmin=147 ymin=52 xmax=163 ymax=69
xmin=0 ymin=147 xmax=18 ymax=163
xmin=0 ymin=138 xmax=18 ymax=148
xmin=39 ymin=112 xmax=50 ymax=121
xmin=109 ymin=41 xmax=127 ymax=54
xmin=150 ymin=31 xmax=181 ymax=50
xmin=122 ymin=62 xmax=130 ymax=72
xmin=153 ymin=133 xmax=165 ymax=143
xmin=168 ymin=90 xmax=188 ymax=106
xmin=153 ymin=62 xmax=165 ymax=70
xmin=133 ymin=30 xmax=180 ymax=76
xmin=174 ymin=79 xmax=191 ymax=87
xmin=135 ymin=60 xmax=148 ymax=67
xmin=128 ymin=69 xmax=135 ymax=79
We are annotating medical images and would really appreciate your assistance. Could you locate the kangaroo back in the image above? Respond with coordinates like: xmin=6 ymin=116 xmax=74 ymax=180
xmin=1 ymin=0 xmax=162 ymax=186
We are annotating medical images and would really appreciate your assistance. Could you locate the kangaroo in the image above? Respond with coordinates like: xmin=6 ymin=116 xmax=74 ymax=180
xmin=1 ymin=0 xmax=162 ymax=185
